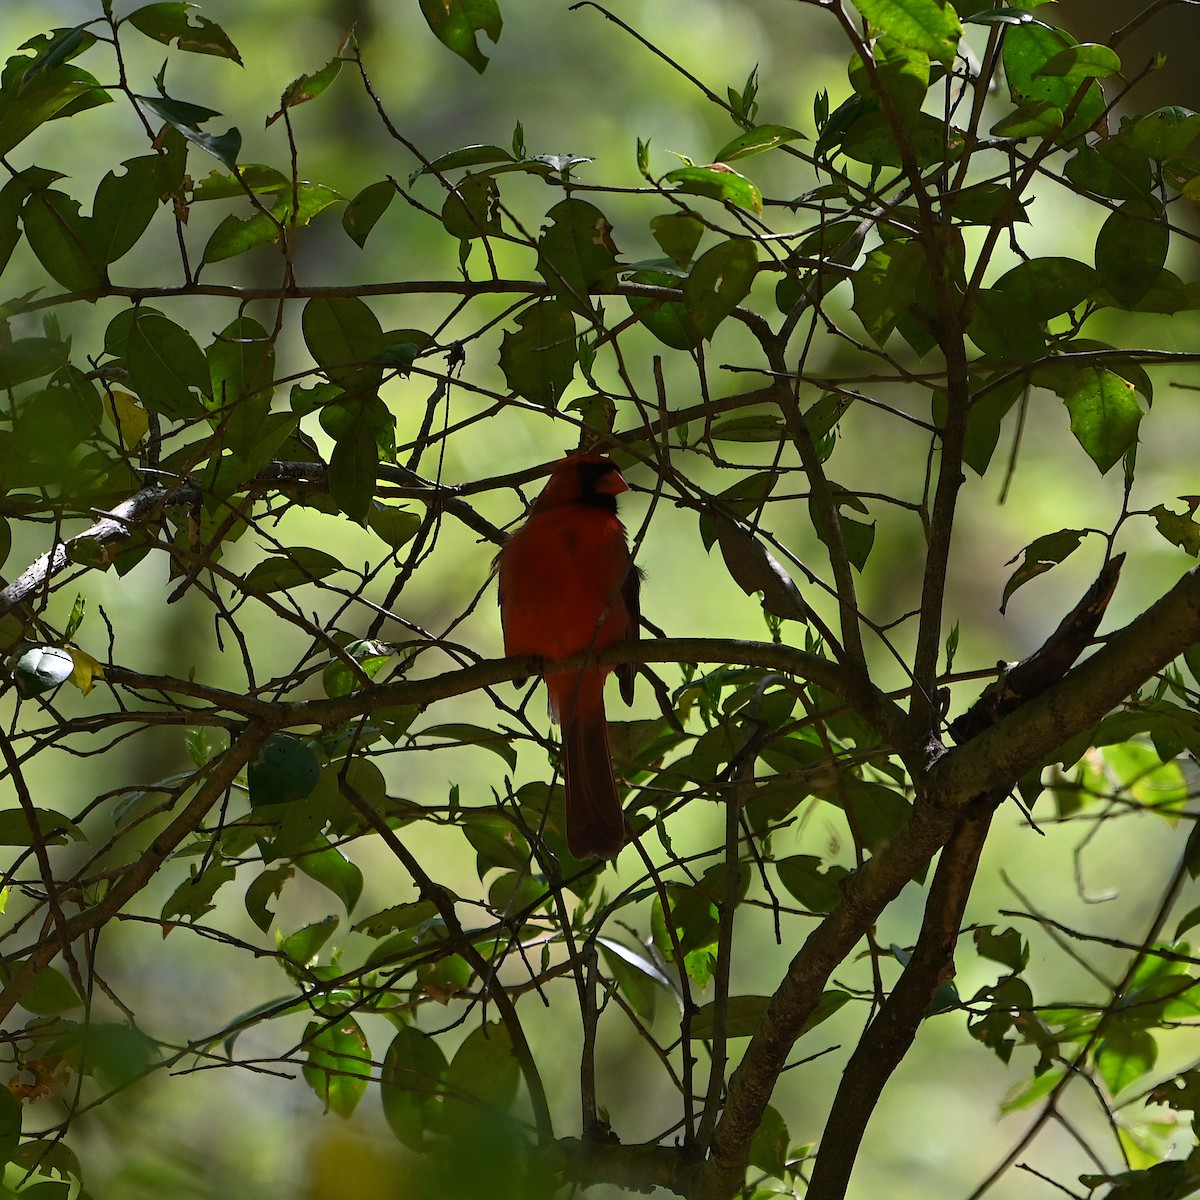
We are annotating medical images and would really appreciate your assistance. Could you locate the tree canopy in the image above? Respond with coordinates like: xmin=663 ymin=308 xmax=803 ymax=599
xmin=2 ymin=1 xmax=1200 ymax=1198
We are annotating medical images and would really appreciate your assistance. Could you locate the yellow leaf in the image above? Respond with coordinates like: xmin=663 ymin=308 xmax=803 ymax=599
xmin=67 ymin=646 xmax=104 ymax=696
xmin=101 ymin=390 xmax=150 ymax=446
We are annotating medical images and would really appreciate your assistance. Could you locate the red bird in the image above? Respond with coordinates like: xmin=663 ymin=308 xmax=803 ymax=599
xmin=498 ymin=454 xmax=640 ymax=859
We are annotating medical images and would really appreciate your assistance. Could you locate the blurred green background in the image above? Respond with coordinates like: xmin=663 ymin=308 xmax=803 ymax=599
xmin=3 ymin=2 xmax=1200 ymax=1198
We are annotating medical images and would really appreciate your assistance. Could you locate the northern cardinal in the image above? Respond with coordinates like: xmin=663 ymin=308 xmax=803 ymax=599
xmin=497 ymin=454 xmax=640 ymax=859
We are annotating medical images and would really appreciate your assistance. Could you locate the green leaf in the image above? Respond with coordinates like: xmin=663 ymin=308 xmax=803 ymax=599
xmin=203 ymin=183 xmax=343 ymax=263
xmin=966 ymin=287 xmax=1047 ymax=362
xmin=625 ymin=266 xmax=698 ymax=349
xmin=994 ymin=257 xmax=1096 ymax=319
xmin=1094 ymin=200 xmax=1169 ymax=308
xmin=1128 ymin=106 xmax=1200 ymax=160
xmin=498 ymin=299 xmax=576 ymax=407
xmin=244 ymin=865 xmax=293 ymax=933
xmin=328 ymin=418 xmax=379 ymax=524
xmin=714 ymin=516 xmax=809 ymax=621
xmin=302 ymin=1016 xmax=370 ymax=1117
xmin=22 ymin=189 xmax=106 ymax=291
xmin=126 ymin=311 xmax=210 ymax=418
xmin=1035 ymin=43 xmax=1121 ymax=79
xmin=683 ymin=238 xmax=757 ymax=340
xmin=989 ymin=101 xmax=1063 ymax=140
xmin=410 ymin=143 xmax=514 ymax=184
xmin=1064 ymin=137 xmax=1153 ymax=201
xmin=849 ymin=0 xmax=963 ymax=62
xmin=1001 ymin=22 xmax=1106 ymax=144
xmin=0 ymin=338 xmax=67 ymax=389
xmin=424 ymin=724 xmax=518 ymax=771
xmin=650 ymin=212 xmax=704 ymax=269
xmin=270 ymin=57 xmax=343 ymax=125
xmin=1151 ymin=502 xmax=1200 ymax=557
xmin=852 ymin=240 xmax=928 ymax=346
xmin=1001 ymin=528 xmax=1087 ymax=611
xmin=342 ymin=180 xmax=395 ymax=247
xmin=4 ymin=964 xmax=81 ymax=1015
xmin=0 ymin=65 xmax=111 ymax=157
xmin=536 ymin=198 xmax=620 ymax=313
xmin=382 ymin=1025 xmax=449 ymax=1150
xmin=712 ymin=123 xmax=805 ymax=162
xmin=243 ymin=548 xmax=345 ymax=593
xmin=748 ymin=1105 xmax=790 ymax=1179
xmin=161 ymin=862 xmax=237 ymax=923
xmin=664 ymin=164 xmax=763 ymax=214
xmin=848 ymin=36 xmax=930 ymax=116
xmin=89 ymin=154 xmax=161 ymax=264
xmin=295 ymin=837 xmax=363 ymax=914
xmin=962 ymin=377 xmax=1022 ymax=475
xmin=367 ymin=501 xmax=421 ymax=551
xmin=775 ymin=855 xmax=849 ymax=914
xmin=1064 ymin=368 xmax=1145 ymax=473
xmin=419 ymin=0 xmax=503 ymax=73
xmin=302 ymin=295 xmax=385 ymax=386
xmin=248 ymin=734 xmax=321 ymax=807
xmin=0 ymin=807 xmax=81 ymax=846
xmin=444 ymin=1022 xmax=519 ymax=1137
xmin=692 ymin=994 xmax=771 ymax=1039
xmin=137 ymin=94 xmax=241 ymax=170
xmin=208 ymin=315 xmax=274 ymax=411
xmin=1096 ymin=1027 xmax=1157 ymax=1097
xmin=126 ymin=2 xmax=244 ymax=62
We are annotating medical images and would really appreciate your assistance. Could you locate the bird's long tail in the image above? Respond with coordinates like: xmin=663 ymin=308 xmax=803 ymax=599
xmin=548 ymin=670 xmax=625 ymax=860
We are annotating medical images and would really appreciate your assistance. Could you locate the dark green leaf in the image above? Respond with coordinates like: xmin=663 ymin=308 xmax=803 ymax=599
xmin=650 ymin=211 xmax=704 ymax=268
xmin=89 ymin=154 xmax=161 ymax=264
xmin=419 ymin=0 xmax=503 ymax=73
xmin=1094 ymin=200 xmax=1169 ymax=308
xmin=243 ymin=548 xmax=344 ymax=593
xmin=328 ymin=419 xmax=379 ymax=524
xmin=1151 ymin=502 xmax=1200 ymax=557
xmin=410 ymin=143 xmax=514 ymax=184
xmin=126 ymin=3 xmax=244 ymax=62
xmin=843 ymin=109 xmax=963 ymax=167
xmin=692 ymin=994 xmax=770 ymax=1039
xmin=536 ymin=198 xmax=620 ymax=312
xmin=0 ymin=807 xmax=81 ymax=846
xmin=161 ymin=862 xmax=237 ymax=923
xmin=775 ymin=855 xmax=849 ymax=914
xmin=296 ymin=838 xmax=363 ymax=914
xmin=990 ymin=101 xmax=1062 ymax=140
xmin=684 ymin=238 xmax=757 ymax=339
xmin=0 ymin=338 xmax=67 ymax=389
xmin=302 ymin=295 xmax=384 ymax=386
xmin=1001 ymin=528 xmax=1087 ymax=611
xmin=244 ymin=865 xmax=293 ymax=933
xmin=1128 ymin=106 xmax=1200 ymax=160
xmin=498 ymin=299 xmax=576 ymax=407
xmin=126 ymin=311 xmax=210 ymax=418
xmin=994 ymin=257 xmax=1096 ymax=319
xmin=0 ymin=65 xmax=110 ymax=157
xmin=342 ymin=180 xmax=395 ymax=247
xmin=424 ymin=724 xmax=518 ymax=771
xmin=967 ymin=287 xmax=1047 ymax=361
xmin=748 ymin=1105 xmax=790 ymax=1179
xmin=22 ymin=190 xmax=105 ymax=291
xmin=444 ymin=1022 xmax=519 ymax=1137
xmin=714 ymin=516 xmax=808 ymax=621
xmin=1064 ymin=138 xmax=1153 ymax=201
xmin=382 ymin=1025 xmax=448 ymax=1150
xmin=848 ymin=36 xmax=930 ymax=116
xmin=136 ymin=95 xmax=241 ymax=170
xmin=440 ymin=174 xmax=500 ymax=241
xmin=0 ymin=1087 xmax=19 ymax=1169
xmin=203 ymin=183 xmax=343 ymax=263
xmin=248 ymin=734 xmax=321 ymax=807
xmin=625 ymin=267 xmax=698 ymax=349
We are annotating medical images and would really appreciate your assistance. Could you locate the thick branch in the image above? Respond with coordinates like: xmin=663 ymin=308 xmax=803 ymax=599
xmin=930 ymin=564 xmax=1200 ymax=801
xmin=806 ymin=797 xmax=998 ymax=1200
